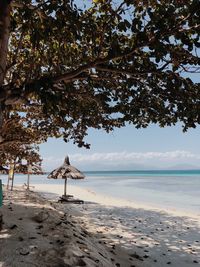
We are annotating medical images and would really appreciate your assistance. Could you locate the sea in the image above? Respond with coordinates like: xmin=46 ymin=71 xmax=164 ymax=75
xmin=1 ymin=170 xmax=200 ymax=215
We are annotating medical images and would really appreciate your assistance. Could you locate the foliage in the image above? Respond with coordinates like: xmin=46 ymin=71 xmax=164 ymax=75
xmin=0 ymin=143 xmax=42 ymax=172
xmin=0 ymin=0 xmax=200 ymax=148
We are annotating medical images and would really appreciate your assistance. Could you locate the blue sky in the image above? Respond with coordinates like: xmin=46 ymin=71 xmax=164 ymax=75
xmin=39 ymin=4 xmax=200 ymax=172
xmin=39 ymin=62 xmax=200 ymax=171
xmin=40 ymin=123 xmax=200 ymax=171
xmin=40 ymin=72 xmax=200 ymax=171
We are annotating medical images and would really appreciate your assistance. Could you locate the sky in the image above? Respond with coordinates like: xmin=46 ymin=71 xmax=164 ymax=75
xmin=40 ymin=123 xmax=200 ymax=171
xmin=39 ymin=2 xmax=200 ymax=172
xmin=40 ymin=73 xmax=200 ymax=172
xmin=39 ymin=70 xmax=200 ymax=171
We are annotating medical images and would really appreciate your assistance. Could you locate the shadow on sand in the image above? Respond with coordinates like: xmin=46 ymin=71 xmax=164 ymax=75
xmin=0 ymin=188 xmax=128 ymax=267
xmin=37 ymin=189 xmax=200 ymax=266
xmin=1 ymin=187 xmax=200 ymax=267
xmin=74 ymin=202 xmax=200 ymax=267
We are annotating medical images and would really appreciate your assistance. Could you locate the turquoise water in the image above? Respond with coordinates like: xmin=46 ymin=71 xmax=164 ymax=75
xmin=1 ymin=170 xmax=200 ymax=215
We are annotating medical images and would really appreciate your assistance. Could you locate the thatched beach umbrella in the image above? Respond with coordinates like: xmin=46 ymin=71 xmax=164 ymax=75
xmin=47 ymin=156 xmax=85 ymax=198
xmin=0 ymin=166 xmax=8 ymax=175
xmin=26 ymin=164 xmax=43 ymax=190
xmin=15 ymin=163 xmax=43 ymax=190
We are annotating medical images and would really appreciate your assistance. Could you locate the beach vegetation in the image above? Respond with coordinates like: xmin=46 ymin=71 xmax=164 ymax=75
xmin=0 ymin=0 xmax=199 ymax=149
xmin=0 ymin=143 xmax=42 ymax=189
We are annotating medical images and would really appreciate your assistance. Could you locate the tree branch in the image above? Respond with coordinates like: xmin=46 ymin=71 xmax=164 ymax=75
xmin=52 ymin=49 xmax=139 ymax=83
xmin=0 ymin=139 xmax=31 ymax=149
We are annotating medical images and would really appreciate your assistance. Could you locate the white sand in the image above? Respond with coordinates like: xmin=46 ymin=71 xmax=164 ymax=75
xmin=0 ymin=186 xmax=130 ymax=267
xmin=1 ymin=184 xmax=200 ymax=267
xmin=34 ymin=183 xmax=200 ymax=267
xmin=34 ymin=183 xmax=200 ymax=219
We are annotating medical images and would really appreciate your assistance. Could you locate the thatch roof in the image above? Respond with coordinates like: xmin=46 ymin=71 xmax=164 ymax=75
xmin=47 ymin=156 xmax=85 ymax=180
xmin=0 ymin=166 xmax=9 ymax=174
xmin=15 ymin=164 xmax=43 ymax=175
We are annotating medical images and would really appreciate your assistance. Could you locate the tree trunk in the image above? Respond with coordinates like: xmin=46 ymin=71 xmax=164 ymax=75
xmin=6 ymin=172 xmax=10 ymax=189
xmin=0 ymin=1 xmax=11 ymax=230
xmin=10 ymin=170 xmax=15 ymax=190
xmin=0 ymin=0 xmax=11 ymax=86
xmin=0 ymin=1 xmax=11 ymax=143
xmin=10 ymin=161 xmax=16 ymax=191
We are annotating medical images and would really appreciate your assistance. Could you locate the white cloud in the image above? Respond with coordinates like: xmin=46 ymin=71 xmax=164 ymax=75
xmin=42 ymin=156 xmax=63 ymax=166
xmin=42 ymin=150 xmax=200 ymax=170
xmin=69 ymin=150 xmax=200 ymax=162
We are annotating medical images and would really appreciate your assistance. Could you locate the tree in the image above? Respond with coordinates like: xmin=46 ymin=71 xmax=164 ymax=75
xmin=0 ymin=108 xmax=61 ymax=147
xmin=0 ymin=0 xmax=200 ymax=148
xmin=13 ymin=145 xmax=42 ymax=174
xmin=14 ymin=146 xmax=42 ymax=190
xmin=0 ymin=143 xmax=42 ymax=190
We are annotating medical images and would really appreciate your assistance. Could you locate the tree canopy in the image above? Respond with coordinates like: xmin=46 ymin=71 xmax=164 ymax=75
xmin=0 ymin=143 xmax=42 ymax=171
xmin=0 ymin=0 xmax=200 ymax=148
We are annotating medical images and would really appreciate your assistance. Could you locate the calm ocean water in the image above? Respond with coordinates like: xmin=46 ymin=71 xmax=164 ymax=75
xmin=1 ymin=170 xmax=200 ymax=215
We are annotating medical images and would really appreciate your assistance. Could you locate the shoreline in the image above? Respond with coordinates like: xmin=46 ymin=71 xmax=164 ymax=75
xmin=1 ymin=185 xmax=200 ymax=267
xmin=34 ymin=183 xmax=200 ymax=220
xmin=35 ymin=184 xmax=200 ymax=266
xmin=1 ymin=172 xmax=199 ymax=219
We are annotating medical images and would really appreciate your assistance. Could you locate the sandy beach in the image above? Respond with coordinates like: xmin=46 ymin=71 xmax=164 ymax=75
xmin=0 ymin=184 xmax=200 ymax=267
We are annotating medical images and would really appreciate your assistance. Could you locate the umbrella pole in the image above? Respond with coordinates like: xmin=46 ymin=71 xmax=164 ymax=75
xmin=11 ymin=170 xmax=15 ymax=191
xmin=64 ymin=178 xmax=67 ymax=197
xmin=7 ymin=175 xmax=9 ymax=190
xmin=27 ymin=173 xmax=30 ymax=190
